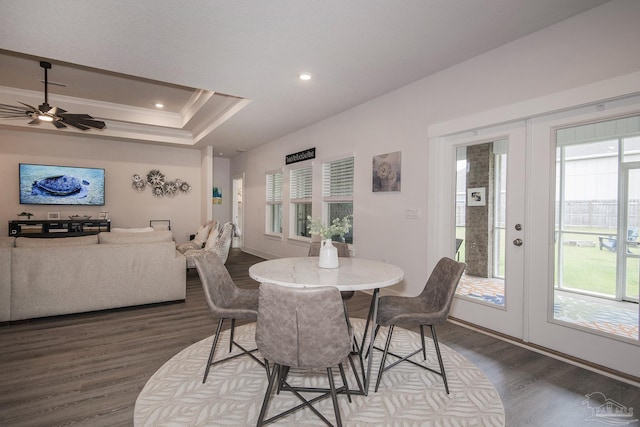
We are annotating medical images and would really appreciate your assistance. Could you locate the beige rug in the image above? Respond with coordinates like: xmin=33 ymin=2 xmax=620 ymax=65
xmin=135 ymin=319 xmax=505 ymax=426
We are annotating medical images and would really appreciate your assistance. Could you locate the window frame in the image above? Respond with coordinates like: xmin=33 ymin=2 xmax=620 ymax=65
xmin=289 ymin=165 xmax=313 ymax=240
xmin=265 ymin=169 xmax=283 ymax=237
xmin=322 ymin=156 xmax=355 ymax=244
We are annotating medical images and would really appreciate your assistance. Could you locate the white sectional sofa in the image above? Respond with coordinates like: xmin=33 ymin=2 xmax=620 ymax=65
xmin=0 ymin=230 xmax=186 ymax=321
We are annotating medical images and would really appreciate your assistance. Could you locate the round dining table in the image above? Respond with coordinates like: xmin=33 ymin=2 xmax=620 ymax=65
xmin=249 ymin=256 xmax=404 ymax=395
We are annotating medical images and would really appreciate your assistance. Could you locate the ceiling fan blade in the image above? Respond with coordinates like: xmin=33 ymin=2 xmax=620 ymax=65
xmin=59 ymin=113 xmax=106 ymax=130
xmin=0 ymin=103 xmax=33 ymax=114
xmin=64 ymin=121 xmax=90 ymax=131
xmin=2 ymin=62 xmax=105 ymax=132
xmin=17 ymin=102 xmax=38 ymax=112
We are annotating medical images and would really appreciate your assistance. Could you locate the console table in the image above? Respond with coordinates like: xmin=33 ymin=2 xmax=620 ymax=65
xmin=8 ymin=219 xmax=111 ymax=238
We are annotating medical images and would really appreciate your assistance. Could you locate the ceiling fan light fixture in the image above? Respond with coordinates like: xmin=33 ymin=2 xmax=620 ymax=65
xmin=37 ymin=114 xmax=54 ymax=122
xmin=0 ymin=60 xmax=106 ymax=131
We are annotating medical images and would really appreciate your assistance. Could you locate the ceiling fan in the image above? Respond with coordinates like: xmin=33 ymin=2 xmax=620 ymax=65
xmin=0 ymin=61 xmax=106 ymax=131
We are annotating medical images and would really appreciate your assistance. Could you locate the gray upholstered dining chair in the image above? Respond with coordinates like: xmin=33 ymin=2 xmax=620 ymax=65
xmin=372 ymin=257 xmax=465 ymax=394
xmin=308 ymin=240 xmax=351 ymax=258
xmin=255 ymin=282 xmax=354 ymax=427
xmin=192 ymin=251 xmax=263 ymax=383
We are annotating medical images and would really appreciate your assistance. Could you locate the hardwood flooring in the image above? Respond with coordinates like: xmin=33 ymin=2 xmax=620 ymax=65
xmin=1 ymin=249 xmax=639 ymax=426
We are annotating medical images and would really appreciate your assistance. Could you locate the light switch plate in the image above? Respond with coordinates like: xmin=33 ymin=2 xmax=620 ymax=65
xmin=405 ymin=209 xmax=421 ymax=219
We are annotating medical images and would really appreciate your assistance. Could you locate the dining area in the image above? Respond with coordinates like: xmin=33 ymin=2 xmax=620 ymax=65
xmin=134 ymin=241 xmax=505 ymax=426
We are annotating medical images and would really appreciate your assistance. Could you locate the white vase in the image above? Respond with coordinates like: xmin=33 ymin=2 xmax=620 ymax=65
xmin=318 ymin=238 xmax=339 ymax=269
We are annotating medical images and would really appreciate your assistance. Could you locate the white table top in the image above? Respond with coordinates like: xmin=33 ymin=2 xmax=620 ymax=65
xmin=249 ymin=257 xmax=404 ymax=291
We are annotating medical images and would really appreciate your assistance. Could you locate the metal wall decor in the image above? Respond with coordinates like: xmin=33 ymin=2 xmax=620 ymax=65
xmin=132 ymin=169 xmax=191 ymax=198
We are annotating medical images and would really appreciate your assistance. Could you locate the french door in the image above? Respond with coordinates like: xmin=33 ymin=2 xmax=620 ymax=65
xmin=431 ymin=121 xmax=527 ymax=339
xmin=430 ymin=95 xmax=640 ymax=379
xmin=528 ymin=98 xmax=640 ymax=378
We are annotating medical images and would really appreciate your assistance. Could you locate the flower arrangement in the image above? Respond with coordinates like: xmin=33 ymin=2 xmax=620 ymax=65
xmin=307 ymin=215 xmax=352 ymax=239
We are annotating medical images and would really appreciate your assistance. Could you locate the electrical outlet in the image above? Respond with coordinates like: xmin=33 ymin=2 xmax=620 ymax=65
xmin=405 ymin=209 xmax=421 ymax=219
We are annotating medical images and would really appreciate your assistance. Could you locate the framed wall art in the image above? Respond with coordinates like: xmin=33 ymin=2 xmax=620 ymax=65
xmin=372 ymin=151 xmax=401 ymax=192
xmin=467 ymin=187 xmax=486 ymax=206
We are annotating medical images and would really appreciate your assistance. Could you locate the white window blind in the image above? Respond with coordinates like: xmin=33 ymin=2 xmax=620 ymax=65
xmin=266 ymin=171 xmax=283 ymax=203
xmin=322 ymin=157 xmax=354 ymax=201
xmin=290 ymin=167 xmax=312 ymax=202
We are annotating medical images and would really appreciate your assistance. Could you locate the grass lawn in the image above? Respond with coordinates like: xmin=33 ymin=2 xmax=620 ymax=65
xmin=456 ymin=227 xmax=639 ymax=299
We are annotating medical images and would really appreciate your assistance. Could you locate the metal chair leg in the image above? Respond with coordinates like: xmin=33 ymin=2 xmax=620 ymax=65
xmin=257 ymin=363 xmax=281 ymax=426
xmin=327 ymin=367 xmax=343 ymax=427
xmin=420 ymin=325 xmax=426 ymax=360
xmin=430 ymin=325 xmax=449 ymax=394
xmin=202 ymin=318 xmax=225 ymax=383
xmin=374 ymin=325 xmax=395 ymax=392
xmin=229 ymin=318 xmax=236 ymax=352
xmin=365 ymin=324 xmax=381 ymax=359
xmin=338 ymin=362 xmax=351 ymax=403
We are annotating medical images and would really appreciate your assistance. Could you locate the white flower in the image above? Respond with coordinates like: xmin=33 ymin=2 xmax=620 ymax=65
xmin=307 ymin=215 xmax=352 ymax=239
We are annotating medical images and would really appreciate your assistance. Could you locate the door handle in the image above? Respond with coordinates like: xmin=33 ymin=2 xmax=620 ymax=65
xmin=513 ymin=238 xmax=523 ymax=246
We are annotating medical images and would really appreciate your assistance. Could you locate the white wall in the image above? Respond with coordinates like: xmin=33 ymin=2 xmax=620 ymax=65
xmin=231 ymin=0 xmax=640 ymax=296
xmin=0 ymin=128 xmax=202 ymax=243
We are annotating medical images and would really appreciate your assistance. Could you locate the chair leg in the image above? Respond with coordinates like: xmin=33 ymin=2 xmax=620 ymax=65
xmin=374 ymin=325 xmax=395 ymax=392
xmin=257 ymin=363 xmax=281 ymax=426
xmin=327 ymin=367 xmax=343 ymax=427
xmin=202 ymin=318 xmax=225 ymax=383
xmin=365 ymin=324 xmax=381 ymax=359
xmin=338 ymin=362 xmax=351 ymax=403
xmin=277 ymin=366 xmax=290 ymax=394
xmin=419 ymin=325 xmax=426 ymax=360
xmin=230 ymin=318 xmax=236 ymax=352
xmin=430 ymin=325 xmax=449 ymax=394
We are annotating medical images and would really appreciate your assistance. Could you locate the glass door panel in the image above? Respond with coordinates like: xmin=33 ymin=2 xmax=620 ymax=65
xmin=553 ymin=116 xmax=640 ymax=341
xmin=441 ymin=121 xmax=526 ymax=340
xmin=624 ymin=167 xmax=639 ymax=302
xmin=455 ymin=141 xmax=508 ymax=306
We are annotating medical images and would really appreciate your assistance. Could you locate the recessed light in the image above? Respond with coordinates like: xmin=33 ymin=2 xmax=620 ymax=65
xmin=155 ymin=103 xmax=164 ymax=108
xmin=298 ymin=73 xmax=312 ymax=81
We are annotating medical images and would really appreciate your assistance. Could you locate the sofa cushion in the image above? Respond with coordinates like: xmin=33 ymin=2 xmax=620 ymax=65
xmin=98 ymin=230 xmax=173 ymax=244
xmin=15 ymin=235 xmax=99 ymax=247
xmin=0 ymin=237 xmax=16 ymax=248
xmin=111 ymin=227 xmax=154 ymax=233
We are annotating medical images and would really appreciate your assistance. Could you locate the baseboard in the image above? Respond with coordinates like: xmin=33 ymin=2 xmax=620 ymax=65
xmin=448 ymin=316 xmax=640 ymax=388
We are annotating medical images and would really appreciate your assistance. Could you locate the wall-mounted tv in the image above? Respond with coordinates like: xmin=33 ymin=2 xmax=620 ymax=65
xmin=19 ymin=163 xmax=105 ymax=206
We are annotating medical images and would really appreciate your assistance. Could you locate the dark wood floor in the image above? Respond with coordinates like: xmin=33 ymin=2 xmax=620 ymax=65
xmin=1 ymin=249 xmax=638 ymax=426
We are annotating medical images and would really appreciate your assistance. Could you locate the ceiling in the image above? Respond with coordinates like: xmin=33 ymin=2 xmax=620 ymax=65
xmin=0 ymin=0 xmax=610 ymax=157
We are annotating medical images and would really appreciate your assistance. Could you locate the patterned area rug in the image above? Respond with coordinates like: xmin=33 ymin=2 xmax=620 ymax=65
xmin=135 ymin=319 xmax=505 ymax=426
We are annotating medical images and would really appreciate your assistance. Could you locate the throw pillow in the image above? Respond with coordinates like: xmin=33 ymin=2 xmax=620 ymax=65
xmin=192 ymin=223 xmax=212 ymax=246
xmin=204 ymin=227 xmax=220 ymax=250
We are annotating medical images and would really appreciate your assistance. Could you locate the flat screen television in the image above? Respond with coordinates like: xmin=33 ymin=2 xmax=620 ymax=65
xmin=19 ymin=163 xmax=105 ymax=206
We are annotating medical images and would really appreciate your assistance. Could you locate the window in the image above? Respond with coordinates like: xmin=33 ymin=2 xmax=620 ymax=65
xmin=322 ymin=156 xmax=354 ymax=243
xmin=265 ymin=170 xmax=283 ymax=234
xmin=554 ymin=114 xmax=640 ymax=340
xmin=290 ymin=166 xmax=312 ymax=237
